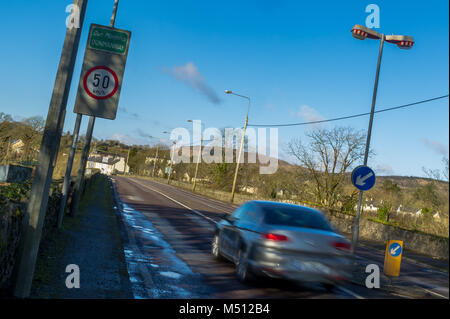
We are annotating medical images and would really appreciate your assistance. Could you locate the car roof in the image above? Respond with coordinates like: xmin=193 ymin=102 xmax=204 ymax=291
xmin=245 ymin=200 xmax=324 ymax=214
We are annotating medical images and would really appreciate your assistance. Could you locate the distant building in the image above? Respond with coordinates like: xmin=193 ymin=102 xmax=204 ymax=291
xmin=11 ymin=139 xmax=24 ymax=154
xmin=86 ymin=152 xmax=129 ymax=175
xmin=241 ymin=186 xmax=258 ymax=194
xmin=145 ymin=157 xmax=165 ymax=164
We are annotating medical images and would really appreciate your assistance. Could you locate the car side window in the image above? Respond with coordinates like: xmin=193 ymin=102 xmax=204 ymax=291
xmin=240 ymin=204 xmax=262 ymax=224
xmin=231 ymin=205 xmax=247 ymax=219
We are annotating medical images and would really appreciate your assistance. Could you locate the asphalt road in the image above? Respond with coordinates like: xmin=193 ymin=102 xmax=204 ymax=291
xmin=110 ymin=176 xmax=447 ymax=299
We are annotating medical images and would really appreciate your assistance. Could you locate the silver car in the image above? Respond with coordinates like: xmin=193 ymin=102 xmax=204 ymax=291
xmin=211 ymin=201 xmax=354 ymax=290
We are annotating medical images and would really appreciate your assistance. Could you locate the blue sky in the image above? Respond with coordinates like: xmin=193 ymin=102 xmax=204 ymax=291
xmin=0 ymin=0 xmax=448 ymax=177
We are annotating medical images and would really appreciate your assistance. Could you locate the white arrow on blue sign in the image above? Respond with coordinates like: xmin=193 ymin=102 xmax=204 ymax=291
xmin=388 ymin=242 xmax=402 ymax=257
xmin=351 ymin=165 xmax=376 ymax=191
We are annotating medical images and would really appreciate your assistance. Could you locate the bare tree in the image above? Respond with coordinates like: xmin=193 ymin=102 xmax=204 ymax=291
xmin=287 ymin=126 xmax=367 ymax=209
xmin=443 ymin=157 xmax=449 ymax=182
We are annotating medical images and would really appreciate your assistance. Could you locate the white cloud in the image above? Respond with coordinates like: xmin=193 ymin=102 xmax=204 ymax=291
xmin=421 ymin=138 xmax=449 ymax=157
xmin=297 ymin=105 xmax=325 ymax=123
xmin=164 ymin=62 xmax=221 ymax=104
xmin=108 ymin=133 xmax=140 ymax=146
xmin=375 ymin=164 xmax=394 ymax=176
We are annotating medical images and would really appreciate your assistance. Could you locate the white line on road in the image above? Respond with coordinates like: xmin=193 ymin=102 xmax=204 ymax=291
xmin=126 ymin=177 xmax=367 ymax=300
xmin=139 ymin=178 xmax=236 ymax=213
xmin=129 ymin=179 xmax=218 ymax=225
xmin=336 ymin=286 xmax=364 ymax=299
xmin=423 ymin=288 xmax=448 ymax=299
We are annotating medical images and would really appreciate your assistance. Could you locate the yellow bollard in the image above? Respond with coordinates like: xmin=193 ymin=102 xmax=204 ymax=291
xmin=383 ymin=240 xmax=403 ymax=277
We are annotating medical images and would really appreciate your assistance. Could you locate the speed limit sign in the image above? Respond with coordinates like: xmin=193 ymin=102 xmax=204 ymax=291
xmin=73 ymin=24 xmax=131 ymax=120
xmin=83 ymin=66 xmax=119 ymax=100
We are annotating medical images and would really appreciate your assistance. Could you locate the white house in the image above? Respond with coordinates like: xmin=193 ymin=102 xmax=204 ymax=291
xmin=86 ymin=152 xmax=129 ymax=175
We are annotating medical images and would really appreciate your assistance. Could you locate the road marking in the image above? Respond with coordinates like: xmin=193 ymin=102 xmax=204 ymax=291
xmin=129 ymin=179 xmax=218 ymax=225
xmin=423 ymin=288 xmax=448 ymax=299
xmin=138 ymin=178 xmax=236 ymax=213
xmin=390 ymin=292 xmax=413 ymax=299
xmin=336 ymin=286 xmax=364 ymax=299
xmin=125 ymin=177 xmax=367 ymax=300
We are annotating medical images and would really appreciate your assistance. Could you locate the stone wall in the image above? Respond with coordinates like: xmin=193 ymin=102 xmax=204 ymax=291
xmin=0 ymin=173 xmax=100 ymax=294
xmin=325 ymin=211 xmax=449 ymax=259
xmin=0 ymin=199 xmax=26 ymax=291
xmin=0 ymin=183 xmax=62 ymax=292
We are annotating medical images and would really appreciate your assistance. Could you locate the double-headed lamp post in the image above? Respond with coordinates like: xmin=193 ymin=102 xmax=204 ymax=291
xmin=350 ymin=25 xmax=414 ymax=255
xmin=225 ymin=90 xmax=251 ymax=203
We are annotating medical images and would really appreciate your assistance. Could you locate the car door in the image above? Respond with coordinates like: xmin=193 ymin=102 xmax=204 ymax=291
xmin=219 ymin=206 xmax=245 ymax=259
xmin=229 ymin=204 xmax=263 ymax=261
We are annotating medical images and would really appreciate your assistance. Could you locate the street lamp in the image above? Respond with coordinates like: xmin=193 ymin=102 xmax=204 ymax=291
xmin=167 ymin=141 xmax=176 ymax=184
xmin=187 ymin=120 xmax=204 ymax=192
xmin=146 ymin=135 xmax=161 ymax=178
xmin=350 ymin=24 xmax=414 ymax=254
xmin=225 ymin=89 xmax=251 ymax=203
xmin=161 ymin=131 xmax=175 ymax=184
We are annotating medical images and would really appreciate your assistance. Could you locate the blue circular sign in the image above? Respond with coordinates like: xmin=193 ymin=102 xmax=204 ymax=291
xmin=351 ymin=165 xmax=376 ymax=191
xmin=388 ymin=242 xmax=402 ymax=257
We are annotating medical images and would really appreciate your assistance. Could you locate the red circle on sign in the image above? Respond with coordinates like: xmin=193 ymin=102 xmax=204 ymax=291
xmin=83 ymin=66 xmax=119 ymax=100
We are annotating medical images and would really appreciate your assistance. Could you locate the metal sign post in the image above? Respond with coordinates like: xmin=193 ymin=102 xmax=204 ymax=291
xmin=70 ymin=1 xmax=131 ymax=215
xmin=57 ymin=113 xmax=82 ymax=227
xmin=72 ymin=23 xmax=131 ymax=119
xmin=351 ymin=35 xmax=385 ymax=255
xmin=13 ymin=0 xmax=88 ymax=298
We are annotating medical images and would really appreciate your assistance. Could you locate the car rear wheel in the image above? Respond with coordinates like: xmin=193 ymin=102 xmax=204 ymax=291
xmin=322 ymin=283 xmax=336 ymax=292
xmin=236 ymin=249 xmax=253 ymax=282
xmin=211 ymin=233 xmax=223 ymax=260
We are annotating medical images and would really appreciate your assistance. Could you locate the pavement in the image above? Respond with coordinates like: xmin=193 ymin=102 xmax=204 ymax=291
xmin=110 ymin=175 xmax=449 ymax=299
xmin=30 ymin=174 xmax=133 ymax=298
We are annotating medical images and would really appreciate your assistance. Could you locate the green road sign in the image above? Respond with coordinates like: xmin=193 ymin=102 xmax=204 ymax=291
xmin=74 ymin=24 xmax=131 ymax=120
xmin=89 ymin=25 xmax=129 ymax=55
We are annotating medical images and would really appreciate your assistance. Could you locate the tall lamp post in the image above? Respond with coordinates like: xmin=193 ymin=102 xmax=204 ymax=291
xmin=151 ymin=143 xmax=160 ymax=177
xmin=225 ymin=90 xmax=251 ymax=203
xmin=162 ymin=131 xmax=176 ymax=184
xmin=167 ymin=141 xmax=176 ymax=184
xmin=350 ymin=25 xmax=414 ymax=254
xmin=187 ymin=120 xmax=205 ymax=192
xmin=144 ymin=135 xmax=158 ymax=176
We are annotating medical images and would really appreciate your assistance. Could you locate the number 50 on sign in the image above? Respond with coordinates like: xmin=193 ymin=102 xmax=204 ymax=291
xmin=73 ymin=24 xmax=131 ymax=120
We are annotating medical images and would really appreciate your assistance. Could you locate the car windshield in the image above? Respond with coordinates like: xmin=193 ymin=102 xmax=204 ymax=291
xmin=261 ymin=205 xmax=333 ymax=232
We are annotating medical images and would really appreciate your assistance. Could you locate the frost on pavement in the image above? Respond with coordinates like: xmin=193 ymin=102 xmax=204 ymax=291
xmin=111 ymin=180 xmax=209 ymax=299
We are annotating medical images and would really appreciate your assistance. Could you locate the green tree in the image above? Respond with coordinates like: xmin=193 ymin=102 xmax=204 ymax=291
xmin=414 ymin=182 xmax=442 ymax=211
xmin=379 ymin=179 xmax=402 ymax=221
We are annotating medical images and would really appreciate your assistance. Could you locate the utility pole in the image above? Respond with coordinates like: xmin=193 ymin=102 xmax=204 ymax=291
xmin=13 ymin=0 xmax=88 ymax=298
xmin=125 ymin=147 xmax=131 ymax=174
xmin=225 ymin=90 xmax=251 ymax=203
xmin=192 ymin=136 xmax=202 ymax=192
xmin=152 ymin=145 xmax=159 ymax=177
xmin=57 ymin=113 xmax=82 ymax=227
xmin=167 ymin=142 xmax=175 ymax=184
